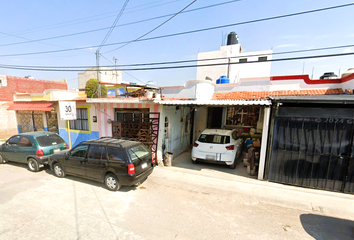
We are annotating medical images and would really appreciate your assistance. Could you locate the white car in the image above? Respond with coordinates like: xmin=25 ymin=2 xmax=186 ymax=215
xmin=191 ymin=129 xmax=243 ymax=169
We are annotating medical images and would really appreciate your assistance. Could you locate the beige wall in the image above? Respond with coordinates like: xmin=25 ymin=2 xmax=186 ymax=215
xmin=0 ymin=102 xmax=18 ymax=139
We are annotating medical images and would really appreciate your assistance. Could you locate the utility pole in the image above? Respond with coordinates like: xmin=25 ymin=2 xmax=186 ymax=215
xmin=96 ymin=50 xmax=101 ymax=98
xmin=113 ymin=57 xmax=118 ymax=83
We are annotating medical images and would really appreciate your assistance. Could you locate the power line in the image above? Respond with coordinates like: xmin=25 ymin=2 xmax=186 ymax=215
xmin=2 ymin=43 xmax=353 ymax=69
xmin=0 ymin=0 xmax=241 ymax=48
xmin=97 ymin=0 xmax=130 ymax=51
xmin=1 ymin=2 xmax=352 ymax=57
xmin=0 ymin=51 xmax=353 ymax=72
xmin=104 ymin=0 xmax=198 ymax=53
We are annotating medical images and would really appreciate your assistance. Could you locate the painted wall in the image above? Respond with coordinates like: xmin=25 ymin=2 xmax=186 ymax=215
xmin=0 ymin=102 xmax=17 ymax=139
xmin=93 ymin=101 xmax=163 ymax=160
xmin=162 ymin=105 xmax=192 ymax=157
xmin=196 ymin=44 xmax=273 ymax=83
xmin=78 ymin=67 xmax=125 ymax=90
xmin=58 ymin=103 xmax=99 ymax=147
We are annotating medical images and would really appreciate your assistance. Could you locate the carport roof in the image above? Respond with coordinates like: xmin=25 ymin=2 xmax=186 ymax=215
xmin=156 ymin=99 xmax=271 ymax=106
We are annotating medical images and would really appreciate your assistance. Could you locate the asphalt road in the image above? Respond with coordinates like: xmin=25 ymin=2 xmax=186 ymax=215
xmin=0 ymin=162 xmax=353 ymax=240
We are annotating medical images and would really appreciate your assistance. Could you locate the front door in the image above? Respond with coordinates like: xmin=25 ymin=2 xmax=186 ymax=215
xmin=207 ymin=107 xmax=223 ymax=129
xmin=85 ymin=144 xmax=107 ymax=181
xmin=64 ymin=144 xmax=88 ymax=176
xmin=2 ymin=135 xmax=21 ymax=162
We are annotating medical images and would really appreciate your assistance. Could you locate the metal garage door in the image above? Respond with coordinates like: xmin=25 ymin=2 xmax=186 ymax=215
xmin=267 ymin=107 xmax=354 ymax=193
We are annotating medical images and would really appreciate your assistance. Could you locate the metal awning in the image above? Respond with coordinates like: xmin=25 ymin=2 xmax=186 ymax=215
xmin=7 ymin=102 xmax=54 ymax=111
xmin=156 ymin=99 xmax=271 ymax=106
xmin=270 ymin=95 xmax=354 ymax=104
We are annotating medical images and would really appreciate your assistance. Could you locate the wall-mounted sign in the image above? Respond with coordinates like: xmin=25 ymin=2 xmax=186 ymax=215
xmin=59 ymin=101 xmax=77 ymax=121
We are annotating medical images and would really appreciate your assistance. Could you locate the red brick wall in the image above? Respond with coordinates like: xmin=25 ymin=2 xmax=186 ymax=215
xmin=0 ymin=76 xmax=68 ymax=101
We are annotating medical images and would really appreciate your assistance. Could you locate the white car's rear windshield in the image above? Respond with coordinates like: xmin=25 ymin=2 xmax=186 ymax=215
xmin=198 ymin=134 xmax=230 ymax=144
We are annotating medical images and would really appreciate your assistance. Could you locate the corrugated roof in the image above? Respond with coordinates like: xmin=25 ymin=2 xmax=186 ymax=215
xmin=7 ymin=102 xmax=54 ymax=111
xmin=157 ymin=99 xmax=271 ymax=106
xmin=212 ymin=89 xmax=344 ymax=100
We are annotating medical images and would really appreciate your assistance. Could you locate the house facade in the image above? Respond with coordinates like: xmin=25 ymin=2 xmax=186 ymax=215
xmin=0 ymin=75 xmax=67 ymax=139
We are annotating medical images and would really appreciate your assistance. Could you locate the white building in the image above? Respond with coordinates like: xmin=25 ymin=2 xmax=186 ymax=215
xmin=196 ymin=32 xmax=273 ymax=83
xmin=78 ymin=67 xmax=128 ymax=90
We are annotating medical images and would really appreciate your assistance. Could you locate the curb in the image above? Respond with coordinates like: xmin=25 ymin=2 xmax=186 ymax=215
xmin=154 ymin=166 xmax=354 ymax=220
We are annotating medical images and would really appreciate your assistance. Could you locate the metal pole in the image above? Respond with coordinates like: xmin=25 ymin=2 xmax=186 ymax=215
xmin=96 ymin=50 xmax=101 ymax=98
xmin=67 ymin=120 xmax=72 ymax=148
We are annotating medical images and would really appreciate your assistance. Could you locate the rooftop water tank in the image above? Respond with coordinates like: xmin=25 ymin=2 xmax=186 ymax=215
xmin=342 ymin=68 xmax=354 ymax=78
xmin=146 ymin=81 xmax=156 ymax=87
xmin=227 ymin=32 xmax=238 ymax=45
xmin=216 ymin=76 xmax=230 ymax=84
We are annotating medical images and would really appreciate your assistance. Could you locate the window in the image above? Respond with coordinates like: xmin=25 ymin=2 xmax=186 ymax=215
xmin=225 ymin=106 xmax=260 ymax=126
xmin=239 ymin=58 xmax=247 ymax=63
xmin=198 ymin=134 xmax=230 ymax=144
xmin=107 ymin=148 xmax=125 ymax=162
xmin=8 ymin=136 xmax=20 ymax=146
xmin=36 ymin=134 xmax=65 ymax=147
xmin=19 ymin=137 xmax=32 ymax=147
xmin=115 ymin=108 xmax=149 ymax=123
xmin=88 ymin=145 xmax=105 ymax=159
xmin=70 ymin=144 xmax=89 ymax=158
xmin=258 ymin=56 xmax=267 ymax=61
xmin=164 ymin=116 xmax=169 ymax=139
xmin=70 ymin=108 xmax=89 ymax=131
xmin=128 ymin=144 xmax=150 ymax=162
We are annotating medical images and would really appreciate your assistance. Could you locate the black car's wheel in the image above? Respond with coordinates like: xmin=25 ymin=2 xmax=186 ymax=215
xmin=28 ymin=158 xmax=39 ymax=172
xmin=0 ymin=154 xmax=5 ymax=164
xmin=105 ymin=173 xmax=120 ymax=191
xmin=53 ymin=163 xmax=66 ymax=178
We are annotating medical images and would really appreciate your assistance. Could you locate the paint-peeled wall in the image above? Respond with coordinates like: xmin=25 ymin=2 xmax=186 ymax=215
xmin=162 ymin=106 xmax=192 ymax=157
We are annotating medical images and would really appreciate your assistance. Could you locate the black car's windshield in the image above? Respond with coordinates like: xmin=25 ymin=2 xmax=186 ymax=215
xmin=128 ymin=144 xmax=150 ymax=162
xmin=198 ymin=134 xmax=230 ymax=144
xmin=36 ymin=134 xmax=65 ymax=147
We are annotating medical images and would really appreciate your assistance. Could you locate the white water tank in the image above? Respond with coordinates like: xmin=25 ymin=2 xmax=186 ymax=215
xmin=342 ymin=68 xmax=354 ymax=78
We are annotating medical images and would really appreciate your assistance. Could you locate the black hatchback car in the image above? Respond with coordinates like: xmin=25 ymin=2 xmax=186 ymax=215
xmin=49 ymin=137 xmax=154 ymax=191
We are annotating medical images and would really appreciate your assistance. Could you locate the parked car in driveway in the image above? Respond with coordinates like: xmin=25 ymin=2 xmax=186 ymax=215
xmin=49 ymin=137 xmax=154 ymax=191
xmin=0 ymin=132 xmax=68 ymax=172
xmin=191 ymin=129 xmax=243 ymax=169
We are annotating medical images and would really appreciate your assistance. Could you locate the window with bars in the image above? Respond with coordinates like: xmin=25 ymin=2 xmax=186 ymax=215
xmin=225 ymin=106 xmax=260 ymax=126
xmin=70 ymin=108 xmax=89 ymax=131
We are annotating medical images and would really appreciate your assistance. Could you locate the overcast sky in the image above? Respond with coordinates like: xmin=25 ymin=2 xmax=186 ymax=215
xmin=1 ymin=0 xmax=353 ymax=89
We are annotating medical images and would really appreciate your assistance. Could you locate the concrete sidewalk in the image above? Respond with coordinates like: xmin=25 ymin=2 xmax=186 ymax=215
xmin=158 ymin=150 xmax=354 ymax=220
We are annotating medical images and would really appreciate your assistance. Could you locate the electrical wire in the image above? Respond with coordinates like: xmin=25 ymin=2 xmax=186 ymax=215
xmin=1 ymin=2 xmax=352 ymax=57
xmin=0 ymin=0 xmax=241 ymax=47
xmin=0 ymin=51 xmax=352 ymax=72
xmin=1 ymin=43 xmax=353 ymax=69
xmin=104 ymin=0 xmax=198 ymax=53
xmin=97 ymin=0 xmax=130 ymax=52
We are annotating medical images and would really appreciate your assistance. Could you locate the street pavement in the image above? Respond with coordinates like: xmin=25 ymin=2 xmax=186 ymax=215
xmin=0 ymin=155 xmax=354 ymax=240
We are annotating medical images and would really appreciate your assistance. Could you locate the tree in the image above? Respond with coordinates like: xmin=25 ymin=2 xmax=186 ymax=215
xmin=85 ymin=78 xmax=107 ymax=98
